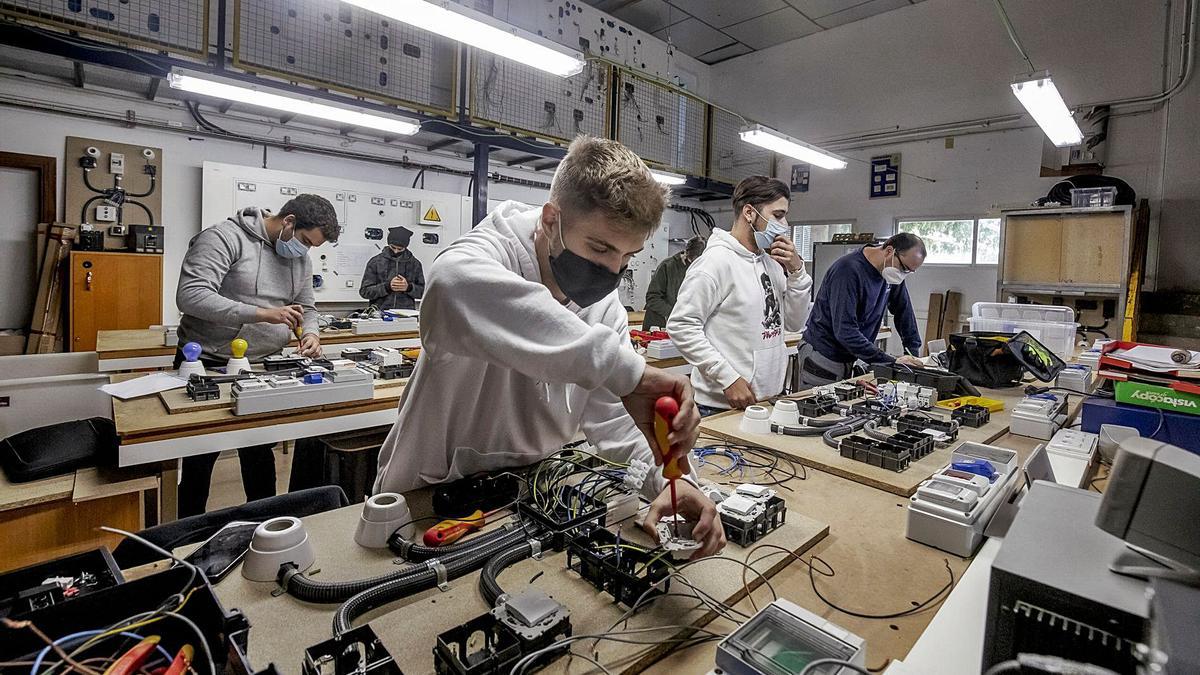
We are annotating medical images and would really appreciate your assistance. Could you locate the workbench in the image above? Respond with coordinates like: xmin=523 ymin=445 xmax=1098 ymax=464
xmin=179 ymin=470 xmax=828 ymax=675
xmin=95 ymin=328 xmax=422 ymax=372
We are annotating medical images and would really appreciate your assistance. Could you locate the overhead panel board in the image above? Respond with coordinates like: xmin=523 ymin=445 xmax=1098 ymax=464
xmin=708 ymin=106 xmax=774 ymax=185
xmin=233 ymin=0 xmax=457 ymax=116
xmin=0 ymin=0 xmax=209 ymax=57
xmin=615 ymin=69 xmax=706 ymax=177
xmin=469 ymin=51 xmax=610 ymax=146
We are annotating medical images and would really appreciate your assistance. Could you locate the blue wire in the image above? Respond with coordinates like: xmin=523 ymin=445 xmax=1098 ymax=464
xmin=31 ymin=630 xmax=174 ymax=675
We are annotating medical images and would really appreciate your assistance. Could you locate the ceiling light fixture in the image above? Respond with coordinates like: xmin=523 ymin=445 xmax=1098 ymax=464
xmin=1010 ymin=72 xmax=1083 ymax=147
xmin=167 ymin=72 xmax=421 ymax=136
xmin=739 ymin=124 xmax=847 ymax=170
xmin=650 ymin=169 xmax=687 ymax=186
xmin=341 ymin=0 xmax=585 ymax=78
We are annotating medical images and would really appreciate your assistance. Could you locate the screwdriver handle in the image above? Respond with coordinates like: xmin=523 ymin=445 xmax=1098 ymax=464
xmin=654 ymin=396 xmax=685 ymax=480
xmin=423 ymin=509 xmax=484 ymax=547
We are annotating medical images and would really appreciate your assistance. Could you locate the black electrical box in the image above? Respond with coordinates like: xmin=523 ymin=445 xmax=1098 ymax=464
xmin=132 ymin=224 xmax=164 ymax=253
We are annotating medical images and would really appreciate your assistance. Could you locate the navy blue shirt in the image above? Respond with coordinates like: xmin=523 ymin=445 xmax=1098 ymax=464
xmin=804 ymin=246 xmax=922 ymax=364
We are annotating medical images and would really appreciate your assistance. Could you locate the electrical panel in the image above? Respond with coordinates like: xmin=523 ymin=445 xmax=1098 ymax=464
xmin=233 ymin=0 xmax=457 ymax=115
xmin=469 ymin=52 xmax=609 ymax=145
xmin=201 ymin=162 xmax=470 ymax=305
xmin=64 ymin=136 xmax=163 ymax=252
xmin=708 ymin=106 xmax=774 ymax=185
xmin=0 ymin=0 xmax=209 ymax=57
xmin=615 ymin=69 xmax=706 ymax=177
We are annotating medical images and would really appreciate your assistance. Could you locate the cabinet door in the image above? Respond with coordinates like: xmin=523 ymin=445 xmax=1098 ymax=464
xmin=70 ymin=253 xmax=162 ymax=351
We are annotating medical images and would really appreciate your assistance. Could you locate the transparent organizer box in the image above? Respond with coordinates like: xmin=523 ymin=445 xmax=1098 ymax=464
xmin=969 ymin=302 xmax=1078 ymax=359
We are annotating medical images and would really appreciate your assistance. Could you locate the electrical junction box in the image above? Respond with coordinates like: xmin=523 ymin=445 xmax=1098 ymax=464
xmin=230 ymin=366 xmax=373 ymax=415
xmin=94 ymin=205 xmax=118 ymax=222
xmin=715 ymin=599 xmax=865 ymax=675
xmin=1056 ymin=364 xmax=1094 ymax=394
xmin=109 ymin=152 xmax=125 ymax=175
xmin=1045 ymin=428 xmax=1099 ymax=488
xmin=1010 ymin=394 xmax=1068 ymax=440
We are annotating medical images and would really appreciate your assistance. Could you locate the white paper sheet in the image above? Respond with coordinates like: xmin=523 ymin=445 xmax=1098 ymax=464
xmin=1117 ymin=345 xmax=1200 ymax=369
xmin=100 ymin=372 xmax=187 ymax=400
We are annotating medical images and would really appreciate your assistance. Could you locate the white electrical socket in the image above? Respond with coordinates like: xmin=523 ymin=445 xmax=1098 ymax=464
xmin=95 ymin=205 xmax=118 ymax=222
xmin=109 ymin=152 xmax=125 ymax=175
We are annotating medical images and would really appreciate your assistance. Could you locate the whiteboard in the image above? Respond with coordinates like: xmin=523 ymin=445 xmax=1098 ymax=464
xmin=201 ymin=162 xmax=470 ymax=304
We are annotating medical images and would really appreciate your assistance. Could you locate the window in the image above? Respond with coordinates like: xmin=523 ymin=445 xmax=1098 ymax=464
xmin=895 ymin=217 xmax=1000 ymax=265
xmin=790 ymin=222 xmax=854 ymax=261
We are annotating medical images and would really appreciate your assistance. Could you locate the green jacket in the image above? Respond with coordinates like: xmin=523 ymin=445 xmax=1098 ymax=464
xmin=642 ymin=253 xmax=689 ymax=330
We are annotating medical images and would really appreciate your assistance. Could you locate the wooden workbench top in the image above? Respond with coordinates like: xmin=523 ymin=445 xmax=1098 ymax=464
xmin=96 ymin=328 xmax=422 ymax=358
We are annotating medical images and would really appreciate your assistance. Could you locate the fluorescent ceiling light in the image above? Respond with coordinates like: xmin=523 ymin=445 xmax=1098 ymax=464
xmin=739 ymin=124 xmax=847 ymax=170
xmin=1011 ymin=72 xmax=1083 ymax=147
xmin=650 ymin=170 xmax=687 ymax=186
xmin=341 ymin=0 xmax=585 ymax=78
xmin=168 ymin=73 xmax=421 ymax=136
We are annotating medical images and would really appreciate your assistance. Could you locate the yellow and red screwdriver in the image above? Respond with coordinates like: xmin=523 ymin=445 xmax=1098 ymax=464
xmin=653 ymin=396 xmax=686 ymax=536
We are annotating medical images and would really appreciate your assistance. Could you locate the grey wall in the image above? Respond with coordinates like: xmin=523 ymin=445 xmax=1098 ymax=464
xmin=0 ymin=166 xmax=39 ymax=329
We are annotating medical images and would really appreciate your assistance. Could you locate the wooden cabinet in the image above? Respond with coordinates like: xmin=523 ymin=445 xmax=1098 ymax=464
xmin=69 ymin=251 xmax=162 ymax=352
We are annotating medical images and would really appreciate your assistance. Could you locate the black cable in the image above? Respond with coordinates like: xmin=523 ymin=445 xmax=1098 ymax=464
xmin=127 ymin=173 xmax=157 ymax=199
xmin=80 ymin=195 xmax=106 ymax=224
xmin=799 ymin=658 xmax=872 ymax=675
xmin=478 ymin=539 xmax=545 ymax=607
xmin=808 ymin=557 xmax=955 ymax=620
xmin=81 ymin=167 xmax=106 ymax=194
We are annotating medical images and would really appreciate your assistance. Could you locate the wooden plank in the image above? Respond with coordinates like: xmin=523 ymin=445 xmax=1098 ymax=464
xmin=940 ymin=291 xmax=963 ymax=342
xmin=1123 ymin=200 xmax=1151 ymax=340
xmin=699 ymin=385 xmax=1029 ymax=497
xmin=0 ymin=470 xmax=75 ymax=513
xmin=1059 ymin=212 xmax=1126 ymax=286
xmin=924 ymin=292 xmax=944 ymax=354
xmin=195 ymin=486 xmax=828 ymax=675
xmin=1002 ymin=214 xmax=1062 ymax=285
xmin=96 ymin=328 xmax=422 ymax=359
xmin=156 ymin=377 xmax=407 ymax=415
xmin=71 ymin=466 xmax=159 ymax=503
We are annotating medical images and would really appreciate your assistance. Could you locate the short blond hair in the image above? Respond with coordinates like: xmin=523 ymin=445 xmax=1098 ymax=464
xmin=550 ymin=135 xmax=668 ymax=233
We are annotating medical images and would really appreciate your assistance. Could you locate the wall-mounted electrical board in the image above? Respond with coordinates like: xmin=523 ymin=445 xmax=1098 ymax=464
xmin=232 ymin=0 xmax=457 ymax=115
xmin=201 ymin=162 xmax=470 ymax=305
xmin=0 ymin=0 xmax=209 ymax=57
xmin=469 ymin=52 xmax=610 ymax=145
xmin=64 ymin=136 xmax=163 ymax=252
xmin=615 ymin=69 xmax=706 ymax=177
xmin=708 ymin=106 xmax=773 ymax=185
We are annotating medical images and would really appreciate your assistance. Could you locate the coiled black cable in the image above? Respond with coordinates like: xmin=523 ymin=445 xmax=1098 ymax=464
xmin=821 ymin=416 xmax=870 ymax=450
xmin=332 ymin=526 xmax=532 ymax=636
xmin=479 ymin=540 xmax=542 ymax=607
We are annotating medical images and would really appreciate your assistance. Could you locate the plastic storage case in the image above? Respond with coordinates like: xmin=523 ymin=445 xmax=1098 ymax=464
xmin=969 ymin=303 xmax=1078 ymax=360
xmin=1070 ymin=186 xmax=1117 ymax=208
xmin=906 ymin=442 xmax=1021 ymax=557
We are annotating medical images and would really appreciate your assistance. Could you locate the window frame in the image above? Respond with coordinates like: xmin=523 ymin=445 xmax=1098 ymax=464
xmin=892 ymin=215 xmax=1000 ymax=267
xmin=790 ymin=220 xmax=856 ymax=261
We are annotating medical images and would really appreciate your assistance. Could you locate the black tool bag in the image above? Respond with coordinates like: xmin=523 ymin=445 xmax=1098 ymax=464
xmin=946 ymin=332 xmax=1026 ymax=388
xmin=0 ymin=418 xmax=118 ymax=483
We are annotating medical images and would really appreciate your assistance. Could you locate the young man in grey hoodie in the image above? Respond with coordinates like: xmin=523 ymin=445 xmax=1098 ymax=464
xmin=174 ymin=193 xmax=339 ymax=516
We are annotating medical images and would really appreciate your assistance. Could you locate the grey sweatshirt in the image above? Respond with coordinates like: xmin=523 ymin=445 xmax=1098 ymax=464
xmin=176 ymin=207 xmax=318 ymax=361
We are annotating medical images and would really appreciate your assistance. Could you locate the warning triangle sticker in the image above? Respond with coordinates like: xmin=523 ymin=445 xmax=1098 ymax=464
xmin=422 ymin=205 xmax=442 ymax=222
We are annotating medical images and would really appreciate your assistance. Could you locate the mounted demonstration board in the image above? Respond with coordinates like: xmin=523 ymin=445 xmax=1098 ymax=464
xmin=469 ymin=52 xmax=610 ymax=145
xmin=615 ymin=68 xmax=706 ymax=177
xmin=232 ymin=0 xmax=457 ymax=116
xmin=708 ymin=106 xmax=774 ymax=185
xmin=64 ymin=136 xmax=163 ymax=251
xmin=0 ymin=0 xmax=209 ymax=56
xmin=201 ymin=162 xmax=470 ymax=304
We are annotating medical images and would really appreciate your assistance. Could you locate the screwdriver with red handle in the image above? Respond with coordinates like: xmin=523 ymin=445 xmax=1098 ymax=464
xmin=652 ymin=396 xmax=685 ymax=536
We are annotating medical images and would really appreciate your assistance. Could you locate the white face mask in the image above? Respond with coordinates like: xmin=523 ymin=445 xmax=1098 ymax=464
xmin=749 ymin=207 xmax=788 ymax=252
xmin=274 ymin=222 xmax=310 ymax=259
xmin=882 ymin=249 xmax=913 ymax=285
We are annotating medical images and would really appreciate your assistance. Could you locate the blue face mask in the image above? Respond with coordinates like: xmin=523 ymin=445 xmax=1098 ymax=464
xmin=750 ymin=207 xmax=789 ymax=252
xmin=274 ymin=222 xmax=310 ymax=259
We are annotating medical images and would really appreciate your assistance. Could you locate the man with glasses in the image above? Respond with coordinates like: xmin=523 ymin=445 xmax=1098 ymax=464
xmin=797 ymin=232 xmax=926 ymax=389
xmin=174 ymin=193 xmax=338 ymax=515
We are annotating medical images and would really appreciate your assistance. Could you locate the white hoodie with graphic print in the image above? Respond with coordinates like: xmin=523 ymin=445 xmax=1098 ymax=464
xmin=667 ymin=227 xmax=813 ymax=409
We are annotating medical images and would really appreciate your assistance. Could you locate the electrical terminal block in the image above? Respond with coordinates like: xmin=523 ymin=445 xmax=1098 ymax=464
xmin=623 ymin=458 xmax=650 ymax=493
xmin=839 ymin=435 xmax=912 ymax=472
xmin=896 ymin=413 xmax=959 ymax=443
xmin=833 ymin=382 xmax=864 ymax=401
xmin=796 ymin=394 xmax=838 ymax=418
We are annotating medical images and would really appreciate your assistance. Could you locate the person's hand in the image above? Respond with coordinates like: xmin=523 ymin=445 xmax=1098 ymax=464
xmin=643 ymin=480 xmax=726 ymax=559
xmin=622 ymin=365 xmax=700 ymax=464
xmin=723 ymin=377 xmax=757 ymax=409
xmin=768 ymin=236 xmax=803 ymax=275
xmin=896 ymin=355 xmax=925 ymax=369
xmin=297 ymin=332 xmax=322 ymax=358
xmin=857 ymin=378 xmax=879 ymax=396
xmin=256 ymin=304 xmax=304 ymax=330
xmin=389 ymin=276 xmax=408 ymax=292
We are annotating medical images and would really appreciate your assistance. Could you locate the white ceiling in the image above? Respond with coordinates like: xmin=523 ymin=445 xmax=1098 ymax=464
xmin=585 ymin=0 xmax=925 ymax=64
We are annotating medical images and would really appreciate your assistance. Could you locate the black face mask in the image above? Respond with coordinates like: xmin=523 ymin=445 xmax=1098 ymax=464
xmin=548 ymin=215 xmax=625 ymax=308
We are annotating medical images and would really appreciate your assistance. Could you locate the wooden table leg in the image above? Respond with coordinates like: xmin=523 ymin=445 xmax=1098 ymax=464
xmin=159 ymin=460 xmax=179 ymax=522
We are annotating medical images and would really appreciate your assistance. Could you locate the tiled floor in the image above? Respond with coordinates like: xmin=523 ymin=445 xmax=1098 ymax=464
xmin=206 ymin=443 xmax=294 ymax=511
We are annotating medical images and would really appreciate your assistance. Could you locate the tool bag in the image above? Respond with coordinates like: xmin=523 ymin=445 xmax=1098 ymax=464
xmin=946 ymin=331 xmax=1026 ymax=388
xmin=0 ymin=417 xmax=118 ymax=483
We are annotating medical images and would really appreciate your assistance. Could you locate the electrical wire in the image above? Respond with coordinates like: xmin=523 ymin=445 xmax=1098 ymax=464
xmin=800 ymin=658 xmax=873 ymax=675
xmin=992 ymin=0 xmax=1037 ymax=72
